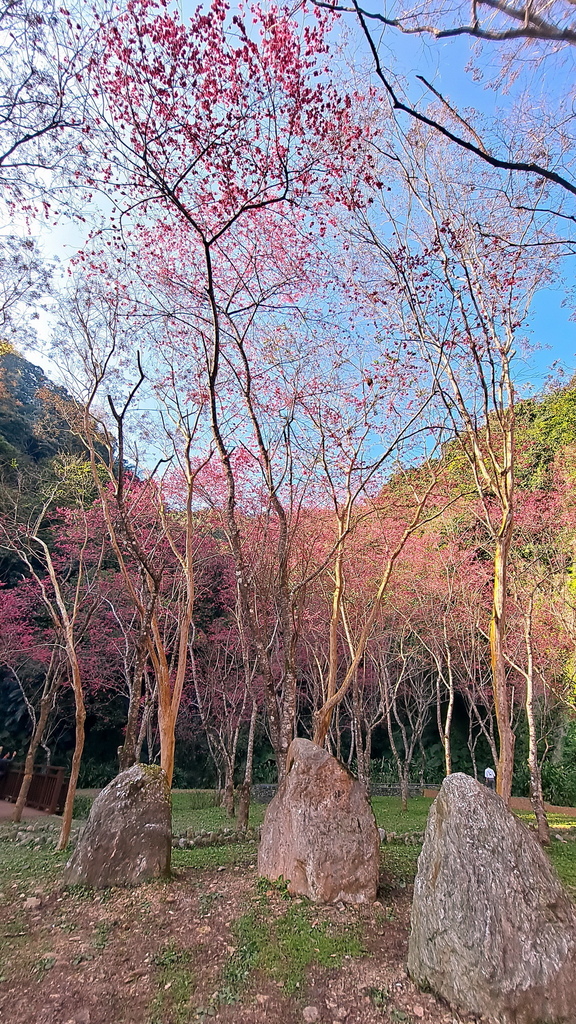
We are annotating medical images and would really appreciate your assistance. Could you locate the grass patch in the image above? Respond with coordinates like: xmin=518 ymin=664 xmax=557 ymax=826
xmin=171 ymin=795 xmax=265 ymax=836
xmin=92 ymin=920 xmax=113 ymax=951
xmin=220 ymin=902 xmax=365 ymax=1003
xmin=219 ymin=910 xmax=266 ymax=1002
xmin=149 ymin=942 xmax=195 ymax=1024
xmin=0 ymin=842 xmax=66 ymax=894
xmin=32 ymin=954 xmax=56 ymax=980
xmin=515 ymin=810 xmax=576 ymax=831
xmin=0 ymin=909 xmax=28 ymax=982
xmin=381 ymin=842 xmax=421 ymax=889
xmin=548 ymin=838 xmax=576 ymax=893
xmin=269 ymin=904 xmax=365 ymax=992
xmin=172 ymin=842 xmax=256 ymax=870
xmin=371 ymin=796 xmax=433 ymax=832
xmin=172 ymin=789 xmax=219 ymax=810
xmin=72 ymin=794 xmax=94 ymax=819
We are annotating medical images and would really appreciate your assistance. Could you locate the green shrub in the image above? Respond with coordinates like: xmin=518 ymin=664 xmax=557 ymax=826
xmin=72 ymin=795 xmax=93 ymax=819
xmin=511 ymin=762 xmax=530 ymax=798
xmin=541 ymin=762 xmax=576 ymax=807
xmin=512 ymin=760 xmax=576 ymax=806
xmin=77 ymin=758 xmax=117 ymax=788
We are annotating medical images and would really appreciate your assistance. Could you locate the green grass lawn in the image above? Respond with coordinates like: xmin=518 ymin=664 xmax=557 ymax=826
xmin=371 ymin=796 xmax=432 ymax=832
xmin=549 ymin=840 xmax=576 ymax=893
xmin=170 ymin=794 xmax=433 ymax=837
xmin=171 ymin=793 xmax=265 ymax=835
xmin=168 ymin=792 xmax=576 ymax=894
xmin=172 ymin=842 xmax=258 ymax=870
xmin=67 ymin=790 xmax=576 ymax=896
xmin=0 ymin=843 xmax=67 ymax=895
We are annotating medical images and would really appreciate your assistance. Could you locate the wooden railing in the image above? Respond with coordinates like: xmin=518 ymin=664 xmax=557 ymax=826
xmin=0 ymin=764 xmax=69 ymax=814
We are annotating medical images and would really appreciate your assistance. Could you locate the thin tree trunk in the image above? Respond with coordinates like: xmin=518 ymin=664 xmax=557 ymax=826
xmin=383 ymin=668 xmax=408 ymax=812
xmin=434 ymin=659 xmax=454 ymax=776
xmin=352 ymin=675 xmax=366 ymax=785
xmin=56 ymin=652 xmax=86 ymax=851
xmin=335 ymin=703 xmax=342 ymax=761
xmin=347 ymin=725 xmax=355 ymax=768
xmin=221 ymin=694 xmax=246 ymax=818
xmin=443 ymin=679 xmax=454 ymax=776
xmin=364 ymin=725 xmax=373 ymax=793
xmin=441 ymin=630 xmax=455 ymax=775
xmin=28 ymin=537 xmax=90 ymax=854
xmin=524 ymin=598 xmax=550 ymax=844
xmin=492 ymin=532 xmax=515 ymax=804
xmin=418 ymin=736 xmax=426 ymax=788
xmin=222 ymin=757 xmax=235 ymax=817
xmin=466 ymin=691 xmax=499 ymax=771
xmin=237 ymin=699 xmax=257 ymax=831
xmin=467 ymin=711 xmax=479 ymax=781
xmin=400 ymin=769 xmax=409 ymax=813
xmin=13 ymin=669 xmax=60 ymax=822
xmin=119 ymin=651 xmax=146 ymax=771
xmin=135 ymin=679 xmax=156 ymax=762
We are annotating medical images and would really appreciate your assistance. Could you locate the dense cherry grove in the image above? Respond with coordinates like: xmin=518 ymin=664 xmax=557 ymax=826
xmin=0 ymin=0 xmax=576 ymax=844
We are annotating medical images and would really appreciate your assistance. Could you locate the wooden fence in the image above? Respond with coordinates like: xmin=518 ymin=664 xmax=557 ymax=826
xmin=0 ymin=764 xmax=68 ymax=814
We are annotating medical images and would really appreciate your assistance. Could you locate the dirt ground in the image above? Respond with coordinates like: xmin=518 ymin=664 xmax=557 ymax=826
xmin=0 ymin=801 xmax=51 ymax=820
xmin=0 ymin=850 xmax=479 ymax=1024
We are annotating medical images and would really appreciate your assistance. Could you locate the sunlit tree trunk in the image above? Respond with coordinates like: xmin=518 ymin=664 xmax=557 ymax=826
xmin=522 ymin=595 xmax=550 ymax=843
xmin=492 ymin=525 xmax=515 ymax=804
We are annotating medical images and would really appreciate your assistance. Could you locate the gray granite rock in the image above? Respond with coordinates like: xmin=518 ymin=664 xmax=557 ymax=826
xmin=63 ymin=763 xmax=171 ymax=887
xmin=408 ymin=772 xmax=576 ymax=1023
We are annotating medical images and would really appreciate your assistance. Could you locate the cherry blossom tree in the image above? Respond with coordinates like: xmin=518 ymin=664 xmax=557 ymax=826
xmin=70 ymin=0 xmax=419 ymax=778
xmin=0 ymin=486 xmax=107 ymax=848
xmin=314 ymin=0 xmax=576 ymax=216
xmin=352 ymin=122 xmax=559 ymax=801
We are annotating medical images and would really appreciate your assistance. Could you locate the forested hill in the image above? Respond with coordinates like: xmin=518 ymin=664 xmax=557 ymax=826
xmin=0 ymin=345 xmax=81 ymax=474
xmin=514 ymin=379 xmax=576 ymax=490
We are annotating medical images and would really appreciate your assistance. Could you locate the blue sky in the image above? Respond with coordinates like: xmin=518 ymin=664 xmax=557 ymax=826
xmin=341 ymin=9 xmax=576 ymax=387
xmin=528 ymin=288 xmax=576 ymax=385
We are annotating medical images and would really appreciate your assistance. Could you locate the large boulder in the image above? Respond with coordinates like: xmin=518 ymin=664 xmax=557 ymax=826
xmin=63 ymin=763 xmax=172 ymax=887
xmin=258 ymin=737 xmax=380 ymax=903
xmin=408 ymin=773 xmax=576 ymax=1023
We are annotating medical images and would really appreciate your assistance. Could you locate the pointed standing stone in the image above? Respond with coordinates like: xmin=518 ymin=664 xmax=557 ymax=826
xmin=258 ymin=738 xmax=380 ymax=904
xmin=408 ymin=773 xmax=576 ymax=1023
xmin=63 ymin=763 xmax=171 ymax=887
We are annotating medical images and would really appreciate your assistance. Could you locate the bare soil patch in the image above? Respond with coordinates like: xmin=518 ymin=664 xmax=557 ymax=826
xmin=0 ymin=846 xmax=477 ymax=1024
